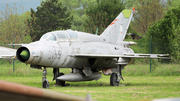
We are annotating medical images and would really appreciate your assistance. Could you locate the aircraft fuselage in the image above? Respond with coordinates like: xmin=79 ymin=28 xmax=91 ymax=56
xmin=17 ymin=37 xmax=134 ymax=70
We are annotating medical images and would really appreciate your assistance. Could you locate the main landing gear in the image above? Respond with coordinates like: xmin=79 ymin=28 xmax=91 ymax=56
xmin=110 ymin=65 xmax=124 ymax=86
xmin=42 ymin=67 xmax=49 ymax=89
xmin=53 ymin=68 xmax=65 ymax=86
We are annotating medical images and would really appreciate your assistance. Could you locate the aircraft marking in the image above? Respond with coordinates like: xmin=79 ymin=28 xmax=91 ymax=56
xmin=48 ymin=50 xmax=61 ymax=59
xmin=110 ymin=19 xmax=118 ymax=25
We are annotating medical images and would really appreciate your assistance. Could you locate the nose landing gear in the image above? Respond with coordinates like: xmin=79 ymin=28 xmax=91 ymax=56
xmin=42 ymin=67 xmax=49 ymax=89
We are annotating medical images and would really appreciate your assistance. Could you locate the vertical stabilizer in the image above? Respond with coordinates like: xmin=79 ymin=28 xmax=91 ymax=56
xmin=100 ymin=8 xmax=135 ymax=44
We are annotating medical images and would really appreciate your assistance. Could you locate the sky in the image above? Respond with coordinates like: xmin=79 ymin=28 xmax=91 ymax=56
xmin=0 ymin=0 xmax=41 ymax=13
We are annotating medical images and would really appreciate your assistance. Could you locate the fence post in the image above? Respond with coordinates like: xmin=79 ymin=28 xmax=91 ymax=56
xmin=95 ymin=27 xmax=98 ymax=35
xmin=13 ymin=44 xmax=15 ymax=72
xmin=150 ymin=36 xmax=152 ymax=72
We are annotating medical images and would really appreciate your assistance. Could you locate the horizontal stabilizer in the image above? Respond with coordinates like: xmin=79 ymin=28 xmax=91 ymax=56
xmin=0 ymin=46 xmax=16 ymax=59
xmin=0 ymin=55 xmax=16 ymax=59
xmin=8 ymin=44 xmax=27 ymax=46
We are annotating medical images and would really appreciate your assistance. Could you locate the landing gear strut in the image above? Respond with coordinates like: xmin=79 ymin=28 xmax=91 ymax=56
xmin=53 ymin=68 xmax=65 ymax=86
xmin=42 ymin=67 xmax=49 ymax=89
xmin=110 ymin=65 xmax=124 ymax=86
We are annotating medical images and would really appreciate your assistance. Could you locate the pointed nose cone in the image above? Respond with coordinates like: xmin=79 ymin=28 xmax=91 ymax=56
xmin=20 ymin=50 xmax=29 ymax=60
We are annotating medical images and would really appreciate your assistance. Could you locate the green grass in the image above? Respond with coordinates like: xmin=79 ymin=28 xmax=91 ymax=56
xmin=0 ymin=59 xmax=180 ymax=100
xmin=123 ymin=63 xmax=180 ymax=76
xmin=0 ymin=59 xmax=180 ymax=77
xmin=0 ymin=76 xmax=180 ymax=101
xmin=0 ymin=59 xmax=71 ymax=77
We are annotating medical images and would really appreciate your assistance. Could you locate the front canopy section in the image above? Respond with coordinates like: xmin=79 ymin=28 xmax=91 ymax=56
xmin=40 ymin=30 xmax=78 ymax=41
xmin=40 ymin=32 xmax=57 ymax=41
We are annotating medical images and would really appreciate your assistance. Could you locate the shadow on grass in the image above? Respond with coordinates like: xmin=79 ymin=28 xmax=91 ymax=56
xmin=49 ymin=81 xmax=111 ymax=87
xmin=51 ymin=81 xmax=179 ymax=88
xmin=49 ymin=81 xmax=163 ymax=87
xmin=66 ymin=82 xmax=110 ymax=87
xmin=17 ymin=78 xmax=179 ymax=88
xmin=46 ymin=80 xmax=173 ymax=87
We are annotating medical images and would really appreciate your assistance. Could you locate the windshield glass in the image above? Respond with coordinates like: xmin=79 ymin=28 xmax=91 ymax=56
xmin=54 ymin=31 xmax=68 ymax=39
xmin=40 ymin=33 xmax=50 ymax=40
xmin=40 ymin=33 xmax=57 ymax=41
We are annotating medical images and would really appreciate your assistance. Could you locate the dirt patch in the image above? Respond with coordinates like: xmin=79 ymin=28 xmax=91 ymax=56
xmin=144 ymin=95 xmax=153 ymax=98
xmin=175 ymin=78 xmax=180 ymax=80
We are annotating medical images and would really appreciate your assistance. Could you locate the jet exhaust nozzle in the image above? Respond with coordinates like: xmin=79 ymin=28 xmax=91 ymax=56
xmin=57 ymin=72 xmax=101 ymax=82
xmin=16 ymin=47 xmax=30 ymax=62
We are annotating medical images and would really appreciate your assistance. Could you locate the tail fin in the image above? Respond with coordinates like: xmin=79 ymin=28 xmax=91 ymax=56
xmin=100 ymin=8 xmax=135 ymax=44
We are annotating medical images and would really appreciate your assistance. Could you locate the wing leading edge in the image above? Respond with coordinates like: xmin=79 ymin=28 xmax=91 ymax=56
xmin=69 ymin=53 xmax=171 ymax=59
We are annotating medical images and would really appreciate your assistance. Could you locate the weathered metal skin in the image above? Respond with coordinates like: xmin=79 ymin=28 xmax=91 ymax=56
xmin=16 ymin=35 xmax=134 ymax=69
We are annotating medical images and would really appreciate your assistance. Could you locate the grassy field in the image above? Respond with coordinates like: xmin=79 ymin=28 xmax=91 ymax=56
xmin=0 ymin=76 xmax=179 ymax=101
xmin=0 ymin=60 xmax=180 ymax=100
xmin=0 ymin=59 xmax=180 ymax=77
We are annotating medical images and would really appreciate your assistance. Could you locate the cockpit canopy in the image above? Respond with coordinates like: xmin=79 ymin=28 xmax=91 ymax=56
xmin=40 ymin=30 xmax=78 ymax=41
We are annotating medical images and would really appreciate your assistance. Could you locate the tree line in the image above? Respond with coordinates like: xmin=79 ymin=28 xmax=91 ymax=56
xmin=0 ymin=0 xmax=180 ymax=62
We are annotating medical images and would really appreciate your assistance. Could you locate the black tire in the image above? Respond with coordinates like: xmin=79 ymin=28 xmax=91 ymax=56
xmin=42 ymin=81 xmax=48 ymax=88
xmin=110 ymin=73 xmax=119 ymax=86
xmin=56 ymin=73 xmax=65 ymax=86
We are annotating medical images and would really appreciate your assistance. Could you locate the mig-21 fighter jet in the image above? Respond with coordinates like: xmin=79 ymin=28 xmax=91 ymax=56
xmin=0 ymin=8 xmax=170 ymax=88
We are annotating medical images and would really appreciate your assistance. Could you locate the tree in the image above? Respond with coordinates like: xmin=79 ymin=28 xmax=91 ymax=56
xmin=171 ymin=21 xmax=180 ymax=62
xmin=28 ymin=0 xmax=73 ymax=41
xmin=168 ymin=0 xmax=180 ymax=10
xmin=146 ymin=6 xmax=180 ymax=61
xmin=0 ymin=3 xmax=31 ymax=47
xmin=124 ymin=0 xmax=141 ymax=9
xmin=57 ymin=0 xmax=96 ymax=31
xmin=83 ymin=0 xmax=125 ymax=35
xmin=132 ymin=0 xmax=167 ymax=36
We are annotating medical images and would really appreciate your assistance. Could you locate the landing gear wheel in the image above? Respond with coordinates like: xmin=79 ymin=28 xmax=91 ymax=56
xmin=42 ymin=80 xmax=49 ymax=89
xmin=56 ymin=73 xmax=65 ymax=86
xmin=42 ymin=67 xmax=49 ymax=89
xmin=110 ymin=73 xmax=119 ymax=86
